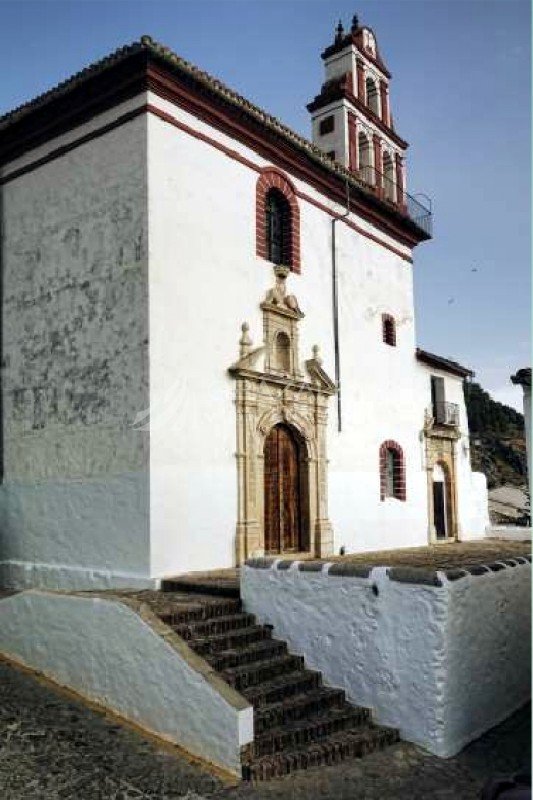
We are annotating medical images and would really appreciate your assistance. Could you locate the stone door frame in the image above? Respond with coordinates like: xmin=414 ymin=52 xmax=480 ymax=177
xmin=232 ymin=372 xmax=334 ymax=564
xmin=423 ymin=418 xmax=460 ymax=543
xmin=229 ymin=265 xmax=336 ymax=565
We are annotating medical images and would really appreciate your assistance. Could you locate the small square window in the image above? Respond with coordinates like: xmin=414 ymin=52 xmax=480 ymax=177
xmin=319 ymin=115 xmax=335 ymax=135
xmin=326 ymin=150 xmax=336 ymax=161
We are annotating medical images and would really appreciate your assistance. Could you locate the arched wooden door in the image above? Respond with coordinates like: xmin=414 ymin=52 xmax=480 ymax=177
xmin=264 ymin=424 xmax=304 ymax=554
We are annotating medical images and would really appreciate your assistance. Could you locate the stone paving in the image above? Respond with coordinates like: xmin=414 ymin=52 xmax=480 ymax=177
xmin=0 ymin=658 xmax=530 ymax=799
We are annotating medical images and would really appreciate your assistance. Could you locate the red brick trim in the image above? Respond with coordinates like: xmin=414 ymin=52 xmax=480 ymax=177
xmin=379 ymin=440 xmax=406 ymax=501
xmin=147 ymin=104 xmax=412 ymax=263
xmin=382 ymin=313 xmax=396 ymax=346
xmin=256 ymin=167 xmax=301 ymax=273
xmin=1 ymin=101 xmax=412 ymax=265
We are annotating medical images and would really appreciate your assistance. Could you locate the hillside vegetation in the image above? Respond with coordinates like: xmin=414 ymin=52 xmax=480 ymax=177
xmin=464 ymin=381 xmax=527 ymax=489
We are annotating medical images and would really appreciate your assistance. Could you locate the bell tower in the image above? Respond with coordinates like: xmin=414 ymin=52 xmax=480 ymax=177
xmin=307 ymin=14 xmax=408 ymax=207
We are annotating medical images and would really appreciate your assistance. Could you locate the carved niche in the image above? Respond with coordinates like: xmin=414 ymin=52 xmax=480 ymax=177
xmin=228 ymin=265 xmax=336 ymax=564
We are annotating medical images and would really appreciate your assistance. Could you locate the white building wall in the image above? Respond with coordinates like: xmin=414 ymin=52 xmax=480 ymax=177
xmin=0 ymin=99 xmax=151 ymax=589
xmin=0 ymin=86 xmax=489 ymax=586
xmin=147 ymin=93 xmax=434 ymax=577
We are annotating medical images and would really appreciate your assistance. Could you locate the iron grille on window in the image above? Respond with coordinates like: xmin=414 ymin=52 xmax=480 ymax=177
xmin=266 ymin=189 xmax=291 ymax=265
xmin=385 ymin=448 xmax=401 ymax=498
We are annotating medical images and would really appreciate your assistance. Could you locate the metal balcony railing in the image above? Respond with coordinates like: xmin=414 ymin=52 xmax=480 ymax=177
xmin=431 ymin=401 xmax=460 ymax=427
xmin=356 ymin=165 xmax=433 ymax=237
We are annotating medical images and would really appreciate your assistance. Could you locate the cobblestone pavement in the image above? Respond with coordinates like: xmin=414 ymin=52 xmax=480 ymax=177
xmin=0 ymin=659 xmax=530 ymax=799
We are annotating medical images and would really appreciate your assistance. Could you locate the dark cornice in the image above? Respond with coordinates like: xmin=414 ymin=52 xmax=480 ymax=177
xmin=416 ymin=348 xmax=474 ymax=379
xmin=511 ymin=368 xmax=531 ymax=388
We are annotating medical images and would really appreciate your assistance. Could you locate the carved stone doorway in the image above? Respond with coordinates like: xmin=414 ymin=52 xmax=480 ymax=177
xmin=264 ymin=423 xmax=309 ymax=554
xmin=228 ymin=265 xmax=336 ymax=564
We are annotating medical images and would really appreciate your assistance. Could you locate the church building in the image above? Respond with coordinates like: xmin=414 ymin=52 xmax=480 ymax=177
xmin=0 ymin=16 xmax=489 ymax=590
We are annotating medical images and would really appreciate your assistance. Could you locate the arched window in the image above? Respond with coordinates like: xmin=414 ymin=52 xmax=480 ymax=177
xmin=358 ymin=132 xmax=372 ymax=184
xmin=266 ymin=189 xmax=290 ymax=265
xmin=256 ymin=169 xmax=301 ymax=273
xmin=382 ymin=314 xmax=396 ymax=346
xmin=379 ymin=441 xmax=406 ymax=501
xmin=383 ymin=152 xmax=395 ymax=202
xmin=274 ymin=331 xmax=291 ymax=372
xmin=366 ymin=76 xmax=380 ymax=116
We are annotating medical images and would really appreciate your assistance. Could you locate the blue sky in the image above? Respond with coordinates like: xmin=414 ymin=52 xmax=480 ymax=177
xmin=0 ymin=0 xmax=530 ymax=409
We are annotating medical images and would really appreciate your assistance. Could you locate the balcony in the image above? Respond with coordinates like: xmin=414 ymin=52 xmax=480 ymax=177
xmin=431 ymin=401 xmax=460 ymax=427
xmin=356 ymin=165 xmax=433 ymax=237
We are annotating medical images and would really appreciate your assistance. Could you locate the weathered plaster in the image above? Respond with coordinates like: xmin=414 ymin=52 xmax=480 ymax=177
xmin=1 ymin=108 xmax=151 ymax=587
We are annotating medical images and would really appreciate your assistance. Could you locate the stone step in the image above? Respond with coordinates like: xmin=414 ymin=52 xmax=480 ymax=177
xmin=149 ymin=590 xmax=399 ymax=783
xmin=222 ymin=654 xmax=304 ymax=691
xmin=205 ymin=638 xmax=288 ymax=672
xmin=252 ymin=705 xmax=371 ymax=758
xmin=172 ymin=612 xmax=255 ymax=641
xmin=191 ymin=625 xmax=272 ymax=656
xmin=242 ymin=669 xmax=322 ymax=708
xmin=158 ymin=598 xmax=242 ymax=626
xmin=254 ymin=687 xmax=350 ymax=735
xmin=161 ymin=578 xmax=240 ymax=599
xmin=241 ymin=723 xmax=400 ymax=782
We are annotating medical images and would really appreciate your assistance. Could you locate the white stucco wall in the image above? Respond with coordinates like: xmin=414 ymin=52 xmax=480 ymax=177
xmin=0 ymin=591 xmax=253 ymax=775
xmin=0 ymin=98 xmax=151 ymax=589
xmin=146 ymin=92 xmax=447 ymax=577
xmin=241 ymin=559 xmax=530 ymax=757
xmin=0 ymin=80 xmax=489 ymax=587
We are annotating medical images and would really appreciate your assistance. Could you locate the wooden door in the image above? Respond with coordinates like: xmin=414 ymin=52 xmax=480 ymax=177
xmin=264 ymin=424 xmax=301 ymax=554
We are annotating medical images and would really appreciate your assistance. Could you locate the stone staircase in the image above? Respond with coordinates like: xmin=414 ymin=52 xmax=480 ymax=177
xmin=152 ymin=591 xmax=399 ymax=781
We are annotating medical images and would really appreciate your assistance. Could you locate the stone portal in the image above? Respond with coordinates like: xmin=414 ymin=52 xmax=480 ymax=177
xmin=229 ymin=265 xmax=336 ymax=563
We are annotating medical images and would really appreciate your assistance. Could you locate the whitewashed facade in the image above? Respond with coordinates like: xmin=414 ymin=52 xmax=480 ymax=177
xmin=0 ymin=23 xmax=489 ymax=589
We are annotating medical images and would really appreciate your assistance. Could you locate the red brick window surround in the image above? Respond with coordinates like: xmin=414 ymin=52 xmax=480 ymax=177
xmin=379 ymin=440 xmax=406 ymax=501
xmin=382 ymin=314 xmax=396 ymax=346
xmin=256 ymin=168 xmax=301 ymax=273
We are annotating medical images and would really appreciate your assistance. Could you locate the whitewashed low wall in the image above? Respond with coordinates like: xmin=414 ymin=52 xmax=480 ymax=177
xmin=0 ymin=591 xmax=253 ymax=775
xmin=242 ymin=557 xmax=531 ymax=758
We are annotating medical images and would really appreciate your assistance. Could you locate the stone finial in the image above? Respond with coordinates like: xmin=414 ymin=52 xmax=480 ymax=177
xmin=351 ymin=14 xmax=359 ymax=32
xmin=335 ymin=19 xmax=344 ymax=42
xmin=312 ymin=345 xmax=323 ymax=365
xmin=239 ymin=322 xmax=252 ymax=357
